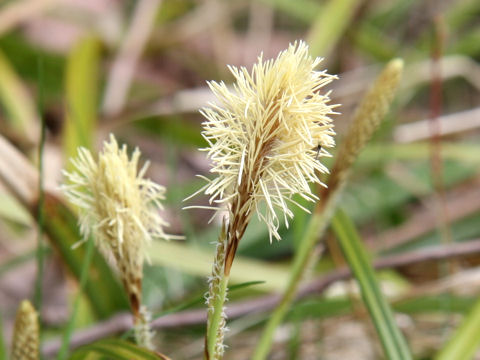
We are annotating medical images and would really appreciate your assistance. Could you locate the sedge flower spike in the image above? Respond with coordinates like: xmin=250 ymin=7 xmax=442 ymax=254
xmin=197 ymin=41 xmax=338 ymax=273
xmin=11 ymin=300 xmax=39 ymax=360
xmin=62 ymin=134 xmax=173 ymax=320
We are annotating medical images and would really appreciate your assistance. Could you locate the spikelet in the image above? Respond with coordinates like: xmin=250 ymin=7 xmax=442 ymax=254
xmin=11 ymin=300 xmax=39 ymax=360
xmin=62 ymin=134 xmax=177 ymax=348
xmin=327 ymin=59 xmax=404 ymax=192
xmin=199 ymin=41 xmax=339 ymax=359
xmin=195 ymin=41 xmax=338 ymax=273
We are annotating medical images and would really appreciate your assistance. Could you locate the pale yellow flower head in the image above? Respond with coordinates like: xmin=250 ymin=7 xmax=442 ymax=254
xmin=62 ymin=134 xmax=172 ymax=282
xmin=199 ymin=41 xmax=338 ymax=241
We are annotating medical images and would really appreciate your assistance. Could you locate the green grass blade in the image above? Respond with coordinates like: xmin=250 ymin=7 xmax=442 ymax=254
xmin=0 ymin=313 xmax=6 ymax=360
xmin=69 ymin=339 xmax=167 ymax=360
xmin=63 ymin=35 xmax=100 ymax=161
xmin=331 ymin=209 xmax=412 ymax=360
xmin=435 ymin=298 xmax=480 ymax=360
xmin=0 ymin=34 xmax=65 ymax=99
xmin=57 ymin=236 xmax=96 ymax=360
xmin=307 ymin=0 xmax=360 ymax=57
xmin=352 ymin=23 xmax=398 ymax=61
xmin=0 ymin=48 xmax=38 ymax=143
xmin=252 ymin=212 xmax=327 ymax=360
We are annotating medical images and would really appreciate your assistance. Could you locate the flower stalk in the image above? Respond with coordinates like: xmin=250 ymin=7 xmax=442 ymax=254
xmin=192 ymin=41 xmax=338 ymax=359
xmin=62 ymin=134 xmax=176 ymax=349
xmin=205 ymin=220 xmax=229 ymax=359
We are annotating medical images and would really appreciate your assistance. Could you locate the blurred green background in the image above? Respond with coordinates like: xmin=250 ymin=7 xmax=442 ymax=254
xmin=0 ymin=0 xmax=480 ymax=359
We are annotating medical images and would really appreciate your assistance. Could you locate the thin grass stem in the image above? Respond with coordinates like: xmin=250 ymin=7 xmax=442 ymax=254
xmin=205 ymin=222 xmax=229 ymax=359
xmin=57 ymin=236 xmax=95 ymax=360
xmin=34 ymin=56 xmax=46 ymax=321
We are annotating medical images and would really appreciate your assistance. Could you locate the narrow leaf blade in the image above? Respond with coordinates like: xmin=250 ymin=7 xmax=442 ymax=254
xmin=63 ymin=35 xmax=100 ymax=161
xmin=307 ymin=0 xmax=360 ymax=57
xmin=435 ymin=298 xmax=480 ymax=360
xmin=332 ymin=209 xmax=412 ymax=360
xmin=0 ymin=48 xmax=38 ymax=143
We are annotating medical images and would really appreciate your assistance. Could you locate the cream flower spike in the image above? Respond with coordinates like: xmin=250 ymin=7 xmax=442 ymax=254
xmin=62 ymin=134 xmax=177 ymax=325
xmin=195 ymin=41 xmax=338 ymax=246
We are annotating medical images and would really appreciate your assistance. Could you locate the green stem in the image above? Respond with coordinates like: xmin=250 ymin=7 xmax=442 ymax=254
xmin=252 ymin=212 xmax=326 ymax=360
xmin=205 ymin=223 xmax=229 ymax=359
xmin=206 ymin=273 xmax=229 ymax=359
xmin=435 ymin=297 xmax=480 ymax=360
xmin=134 ymin=307 xmax=154 ymax=350
xmin=57 ymin=236 xmax=95 ymax=360
xmin=0 ymin=312 xmax=6 ymax=360
xmin=253 ymin=189 xmax=342 ymax=360
xmin=34 ymin=55 xmax=46 ymax=317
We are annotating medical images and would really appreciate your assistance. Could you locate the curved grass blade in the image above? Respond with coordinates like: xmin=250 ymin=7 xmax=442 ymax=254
xmin=57 ymin=236 xmax=96 ymax=360
xmin=332 ymin=209 xmax=412 ymax=360
xmin=435 ymin=297 xmax=480 ymax=360
xmin=63 ymin=35 xmax=100 ymax=162
xmin=0 ymin=313 xmax=6 ymax=360
xmin=0 ymin=48 xmax=39 ymax=144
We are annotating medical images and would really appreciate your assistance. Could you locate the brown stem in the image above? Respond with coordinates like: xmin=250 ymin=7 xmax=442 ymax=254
xmin=224 ymin=104 xmax=279 ymax=275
